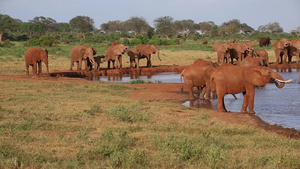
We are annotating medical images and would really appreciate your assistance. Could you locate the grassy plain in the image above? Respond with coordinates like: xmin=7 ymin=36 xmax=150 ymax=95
xmin=0 ymin=42 xmax=299 ymax=168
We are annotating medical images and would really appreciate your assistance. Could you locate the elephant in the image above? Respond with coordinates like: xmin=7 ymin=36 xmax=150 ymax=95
xmin=70 ymin=45 xmax=97 ymax=71
xmin=87 ymin=55 xmax=106 ymax=70
xmin=212 ymin=42 xmax=231 ymax=64
xmin=229 ymin=43 xmax=253 ymax=65
xmin=259 ymin=37 xmax=271 ymax=47
xmin=180 ymin=59 xmax=218 ymax=99
xmin=288 ymin=39 xmax=300 ymax=64
xmin=250 ymin=49 xmax=269 ymax=67
xmin=106 ymin=43 xmax=129 ymax=69
xmin=211 ymin=64 xmax=291 ymax=114
xmin=24 ymin=47 xmax=49 ymax=76
xmin=274 ymin=38 xmax=293 ymax=64
xmin=240 ymin=56 xmax=264 ymax=67
xmin=127 ymin=44 xmax=161 ymax=70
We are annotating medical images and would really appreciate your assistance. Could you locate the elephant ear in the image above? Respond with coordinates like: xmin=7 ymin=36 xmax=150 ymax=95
xmin=242 ymin=68 xmax=267 ymax=86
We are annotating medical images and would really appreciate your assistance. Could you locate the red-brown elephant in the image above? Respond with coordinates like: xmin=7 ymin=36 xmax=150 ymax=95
xmin=274 ymin=39 xmax=293 ymax=64
xmin=70 ymin=45 xmax=97 ymax=71
xmin=211 ymin=64 xmax=291 ymax=114
xmin=180 ymin=59 xmax=218 ymax=99
xmin=259 ymin=37 xmax=271 ymax=47
xmin=212 ymin=42 xmax=231 ymax=64
xmin=106 ymin=43 xmax=129 ymax=69
xmin=24 ymin=47 xmax=49 ymax=76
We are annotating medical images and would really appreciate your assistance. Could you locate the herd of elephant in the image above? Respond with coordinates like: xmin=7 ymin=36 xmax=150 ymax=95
xmin=24 ymin=38 xmax=298 ymax=114
xmin=212 ymin=37 xmax=300 ymax=67
xmin=24 ymin=42 xmax=160 ymax=76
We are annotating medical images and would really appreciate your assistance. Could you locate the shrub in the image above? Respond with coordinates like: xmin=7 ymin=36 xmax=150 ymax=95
xmin=0 ymin=40 xmax=15 ymax=48
xmin=39 ymin=35 xmax=57 ymax=47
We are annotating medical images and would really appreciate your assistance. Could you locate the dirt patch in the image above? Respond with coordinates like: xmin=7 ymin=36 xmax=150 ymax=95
xmin=1 ymin=64 xmax=299 ymax=139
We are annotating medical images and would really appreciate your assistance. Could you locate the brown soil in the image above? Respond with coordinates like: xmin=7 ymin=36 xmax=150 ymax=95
xmin=2 ymin=64 xmax=300 ymax=139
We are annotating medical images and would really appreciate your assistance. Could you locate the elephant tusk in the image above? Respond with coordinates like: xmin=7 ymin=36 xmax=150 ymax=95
xmin=275 ymin=78 xmax=293 ymax=83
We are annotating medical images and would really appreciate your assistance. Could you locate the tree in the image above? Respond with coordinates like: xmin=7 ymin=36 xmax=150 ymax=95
xmin=220 ymin=19 xmax=254 ymax=35
xmin=199 ymin=21 xmax=215 ymax=34
xmin=100 ymin=20 xmax=125 ymax=33
xmin=20 ymin=22 xmax=43 ymax=38
xmin=291 ymin=26 xmax=300 ymax=36
xmin=30 ymin=16 xmax=57 ymax=33
xmin=0 ymin=14 xmax=21 ymax=42
xmin=174 ymin=19 xmax=197 ymax=38
xmin=125 ymin=17 xmax=150 ymax=35
xmin=258 ymin=22 xmax=283 ymax=33
xmin=56 ymin=23 xmax=70 ymax=32
xmin=154 ymin=16 xmax=175 ymax=39
xmin=69 ymin=16 xmax=95 ymax=39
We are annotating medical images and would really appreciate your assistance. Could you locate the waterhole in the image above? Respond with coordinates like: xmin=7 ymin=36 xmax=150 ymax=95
xmin=96 ymin=69 xmax=300 ymax=131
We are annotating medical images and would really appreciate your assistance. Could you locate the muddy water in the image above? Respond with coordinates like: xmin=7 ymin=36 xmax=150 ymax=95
xmin=97 ymin=70 xmax=300 ymax=131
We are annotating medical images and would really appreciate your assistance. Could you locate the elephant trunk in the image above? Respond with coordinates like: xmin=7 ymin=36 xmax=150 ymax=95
xmin=157 ymin=51 xmax=162 ymax=61
xmin=271 ymin=72 xmax=285 ymax=88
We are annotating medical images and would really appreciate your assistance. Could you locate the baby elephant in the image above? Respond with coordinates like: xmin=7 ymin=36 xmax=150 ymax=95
xmin=87 ymin=55 xmax=106 ymax=70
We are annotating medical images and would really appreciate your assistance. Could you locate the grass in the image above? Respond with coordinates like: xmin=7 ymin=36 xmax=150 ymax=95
xmin=0 ymin=43 xmax=299 ymax=168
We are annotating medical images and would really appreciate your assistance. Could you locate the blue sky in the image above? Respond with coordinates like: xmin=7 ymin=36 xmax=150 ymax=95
xmin=1 ymin=0 xmax=299 ymax=32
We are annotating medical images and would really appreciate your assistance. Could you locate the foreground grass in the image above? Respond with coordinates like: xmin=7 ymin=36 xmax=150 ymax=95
xmin=0 ymin=47 xmax=299 ymax=168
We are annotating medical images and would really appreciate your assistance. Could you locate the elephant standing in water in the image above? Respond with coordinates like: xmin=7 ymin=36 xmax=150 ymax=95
xmin=211 ymin=64 xmax=291 ymax=114
xmin=180 ymin=59 xmax=219 ymax=100
xmin=106 ymin=43 xmax=129 ymax=69
xmin=128 ymin=44 xmax=161 ymax=70
xmin=25 ymin=47 xmax=49 ymax=75
xmin=70 ymin=45 xmax=97 ymax=70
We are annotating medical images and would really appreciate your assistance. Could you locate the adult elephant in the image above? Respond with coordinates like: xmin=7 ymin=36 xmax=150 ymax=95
xmin=289 ymin=39 xmax=300 ymax=64
xmin=229 ymin=43 xmax=252 ymax=65
xmin=70 ymin=45 xmax=97 ymax=71
xmin=274 ymin=38 xmax=293 ymax=64
xmin=211 ymin=64 xmax=291 ymax=114
xmin=259 ymin=37 xmax=271 ymax=47
xmin=212 ymin=42 xmax=231 ymax=64
xmin=180 ymin=59 xmax=218 ymax=100
xmin=25 ymin=47 xmax=49 ymax=76
xmin=251 ymin=49 xmax=269 ymax=66
xmin=128 ymin=44 xmax=161 ymax=70
xmin=106 ymin=43 xmax=129 ymax=69
xmin=239 ymin=56 xmax=264 ymax=67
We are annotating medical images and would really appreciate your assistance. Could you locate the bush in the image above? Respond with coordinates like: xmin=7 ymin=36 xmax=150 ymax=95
xmin=130 ymin=38 xmax=142 ymax=45
xmin=0 ymin=40 xmax=15 ymax=48
xmin=39 ymin=35 xmax=57 ymax=47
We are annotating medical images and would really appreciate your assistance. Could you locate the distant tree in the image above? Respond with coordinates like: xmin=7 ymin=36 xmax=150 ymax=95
xmin=69 ymin=16 xmax=95 ymax=39
xmin=199 ymin=21 xmax=216 ymax=34
xmin=101 ymin=20 xmax=125 ymax=33
xmin=173 ymin=19 xmax=197 ymax=38
xmin=154 ymin=16 xmax=175 ymax=39
xmin=0 ymin=14 xmax=21 ymax=41
xmin=258 ymin=22 xmax=283 ymax=33
xmin=220 ymin=19 xmax=254 ymax=35
xmin=30 ymin=16 xmax=57 ymax=33
xmin=20 ymin=22 xmax=43 ymax=38
xmin=125 ymin=17 xmax=150 ymax=35
xmin=291 ymin=26 xmax=300 ymax=36
xmin=56 ymin=23 xmax=70 ymax=32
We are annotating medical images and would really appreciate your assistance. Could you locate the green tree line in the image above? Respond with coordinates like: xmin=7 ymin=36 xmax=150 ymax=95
xmin=1 ymin=14 xmax=300 ymax=47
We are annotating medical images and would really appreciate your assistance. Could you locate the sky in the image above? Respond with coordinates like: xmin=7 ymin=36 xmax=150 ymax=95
xmin=1 ymin=0 xmax=299 ymax=33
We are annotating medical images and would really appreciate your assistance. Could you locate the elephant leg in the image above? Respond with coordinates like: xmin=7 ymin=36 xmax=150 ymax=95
xmin=217 ymin=92 xmax=227 ymax=112
xmin=205 ymin=83 xmax=211 ymax=100
xmin=108 ymin=61 xmax=111 ymax=69
xmin=119 ymin=55 xmax=122 ymax=69
xmin=112 ymin=60 xmax=116 ymax=69
xmin=32 ymin=63 xmax=37 ymax=75
xmin=188 ymin=86 xmax=195 ymax=100
xmin=26 ymin=64 xmax=29 ymax=75
xmin=38 ymin=62 xmax=42 ymax=75
xmin=199 ymin=86 xmax=206 ymax=100
xmin=78 ymin=60 xmax=82 ymax=70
